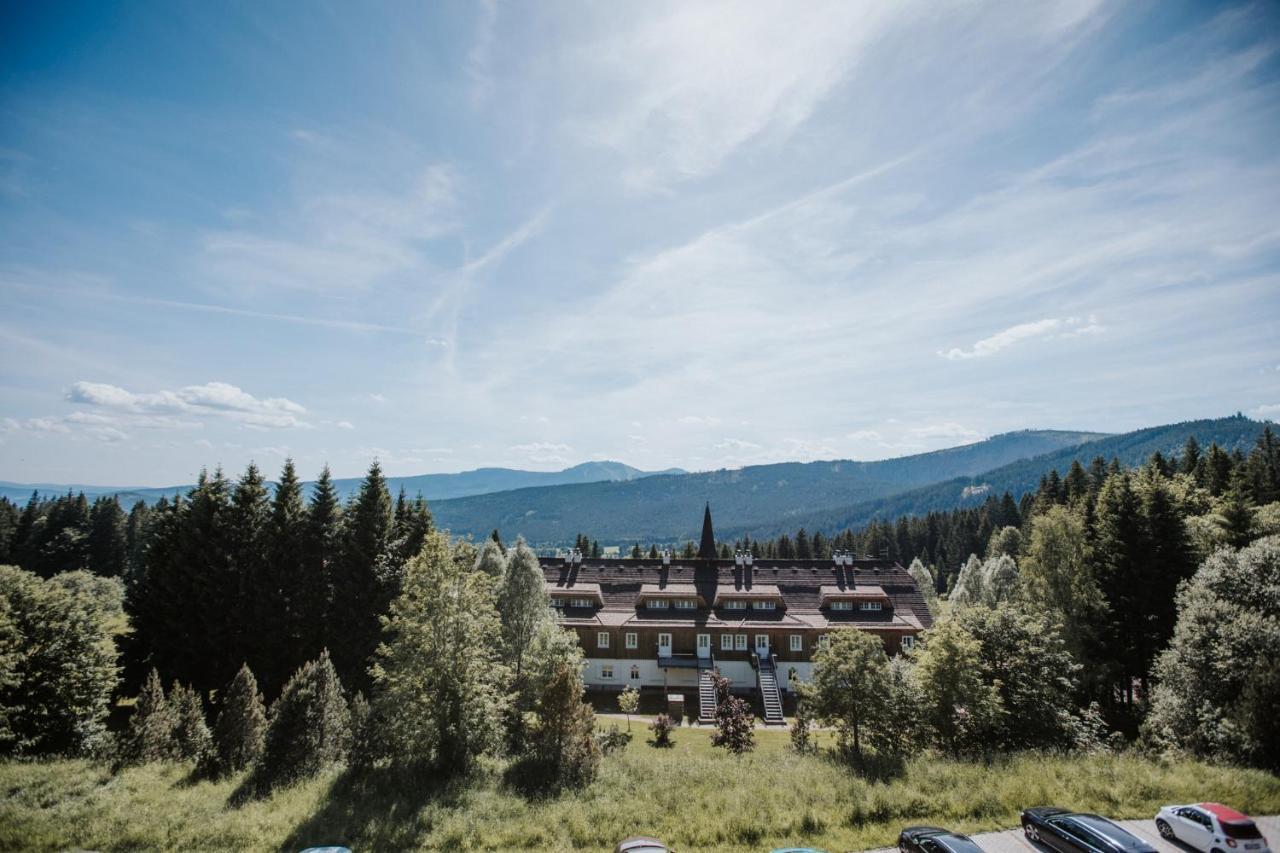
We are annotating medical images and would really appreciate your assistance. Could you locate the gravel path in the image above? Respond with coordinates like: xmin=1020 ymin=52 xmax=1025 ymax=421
xmin=864 ymin=815 xmax=1279 ymax=853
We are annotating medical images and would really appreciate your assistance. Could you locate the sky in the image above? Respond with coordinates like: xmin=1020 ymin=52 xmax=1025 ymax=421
xmin=1 ymin=0 xmax=1278 ymax=487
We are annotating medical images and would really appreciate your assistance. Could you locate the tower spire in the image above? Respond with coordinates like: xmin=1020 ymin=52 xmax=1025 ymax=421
xmin=698 ymin=502 xmax=716 ymax=560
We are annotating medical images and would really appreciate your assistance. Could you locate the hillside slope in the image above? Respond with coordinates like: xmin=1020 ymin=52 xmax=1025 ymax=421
xmin=429 ymin=429 xmax=1107 ymax=544
xmin=730 ymin=415 xmax=1269 ymax=540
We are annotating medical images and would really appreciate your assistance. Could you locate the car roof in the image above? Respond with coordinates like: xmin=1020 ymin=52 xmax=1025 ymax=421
xmin=1069 ymin=815 xmax=1147 ymax=849
xmin=904 ymin=827 xmax=949 ymax=836
xmin=1199 ymin=804 xmax=1249 ymax=822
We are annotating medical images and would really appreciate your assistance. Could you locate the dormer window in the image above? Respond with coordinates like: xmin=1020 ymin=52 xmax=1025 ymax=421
xmin=830 ymin=601 xmax=854 ymax=611
xmin=674 ymin=599 xmax=696 ymax=610
xmin=751 ymin=601 xmax=776 ymax=611
xmin=723 ymin=600 xmax=747 ymax=610
xmin=646 ymin=599 xmax=670 ymax=610
xmin=570 ymin=597 xmax=594 ymax=608
xmin=859 ymin=601 xmax=882 ymax=611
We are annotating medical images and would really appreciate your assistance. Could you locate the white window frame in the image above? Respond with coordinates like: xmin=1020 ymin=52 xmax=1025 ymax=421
xmin=752 ymin=600 xmax=777 ymax=611
xmin=601 ymin=664 xmax=614 ymax=679
xmin=625 ymin=632 xmax=638 ymax=649
xmin=597 ymin=631 xmax=610 ymax=649
xmin=830 ymin=600 xmax=853 ymax=611
xmin=570 ymin=597 xmax=593 ymax=608
xmin=657 ymin=632 xmax=672 ymax=650
xmin=901 ymin=635 xmax=915 ymax=651
xmin=734 ymin=634 xmax=748 ymax=651
xmin=721 ymin=633 xmax=735 ymax=651
xmin=789 ymin=634 xmax=803 ymax=652
xmin=818 ymin=635 xmax=830 ymax=649
xmin=859 ymin=601 xmax=882 ymax=611
xmin=645 ymin=599 xmax=670 ymax=610
xmin=674 ymin=599 xmax=696 ymax=610
xmin=550 ymin=597 xmax=565 ymax=608
xmin=723 ymin=600 xmax=747 ymax=610
xmin=697 ymin=633 xmax=711 ymax=650
xmin=630 ymin=665 xmax=640 ymax=679
xmin=754 ymin=634 xmax=770 ymax=652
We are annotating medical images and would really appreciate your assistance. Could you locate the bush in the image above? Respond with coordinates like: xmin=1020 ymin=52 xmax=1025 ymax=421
xmin=650 ymin=713 xmax=675 ymax=748
xmin=519 ymin=662 xmax=600 ymax=793
xmin=596 ymin=724 xmax=632 ymax=755
xmin=709 ymin=672 xmax=754 ymax=755
xmin=790 ymin=700 xmax=817 ymax=755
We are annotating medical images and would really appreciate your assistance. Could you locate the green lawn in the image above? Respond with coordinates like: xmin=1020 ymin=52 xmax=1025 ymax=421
xmin=2 ymin=731 xmax=1278 ymax=852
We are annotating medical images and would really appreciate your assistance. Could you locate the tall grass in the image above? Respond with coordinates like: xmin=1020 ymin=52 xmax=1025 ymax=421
xmin=2 ymin=730 xmax=1277 ymax=852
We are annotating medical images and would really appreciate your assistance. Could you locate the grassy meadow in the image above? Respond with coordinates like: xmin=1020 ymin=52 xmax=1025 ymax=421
xmin=2 ymin=726 xmax=1278 ymax=853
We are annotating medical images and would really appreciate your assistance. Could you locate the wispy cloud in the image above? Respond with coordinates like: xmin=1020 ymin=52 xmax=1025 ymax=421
xmin=67 ymin=381 xmax=308 ymax=429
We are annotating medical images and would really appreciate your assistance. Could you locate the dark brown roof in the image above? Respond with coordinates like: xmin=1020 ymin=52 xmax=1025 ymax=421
xmin=538 ymin=556 xmax=933 ymax=632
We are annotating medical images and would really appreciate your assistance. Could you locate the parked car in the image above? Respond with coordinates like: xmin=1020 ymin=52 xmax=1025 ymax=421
xmin=1021 ymin=807 xmax=1157 ymax=853
xmin=1156 ymin=803 xmax=1271 ymax=853
xmin=899 ymin=825 xmax=986 ymax=853
xmin=769 ymin=848 xmax=829 ymax=853
xmin=614 ymin=837 xmax=671 ymax=853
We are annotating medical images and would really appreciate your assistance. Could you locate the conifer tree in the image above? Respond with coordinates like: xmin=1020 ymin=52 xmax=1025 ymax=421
xmin=170 ymin=682 xmax=213 ymax=764
xmin=263 ymin=459 xmax=308 ymax=694
xmin=213 ymin=664 xmax=267 ymax=775
xmin=474 ymin=537 xmax=507 ymax=580
xmin=87 ymin=496 xmax=128 ymax=578
xmin=302 ymin=465 xmax=342 ymax=660
xmin=121 ymin=668 xmax=177 ymax=764
xmin=227 ymin=463 xmax=270 ymax=684
xmin=257 ymin=650 xmax=351 ymax=790
xmin=1092 ymin=471 xmax=1147 ymax=710
xmin=1218 ymin=471 xmax=1256 ymax=548
xmin=330 ymin=461 xmax=393 ymax=690
xmin=521 ymin=660 xmax=600 ymax=792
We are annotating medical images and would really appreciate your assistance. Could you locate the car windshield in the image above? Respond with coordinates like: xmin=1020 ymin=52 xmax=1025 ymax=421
xmin=1222 ymin=822 xmax=1263 ymax=840
xmin=937 ymin=835 xmax=985 ymax=853
xmin=1074 ymin=816 xmax=1143 ymax=848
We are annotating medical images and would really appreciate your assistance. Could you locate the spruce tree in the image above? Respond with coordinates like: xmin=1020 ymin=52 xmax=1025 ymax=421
xmin=257 ymin=650 xmax=352 ymax=790
xmin=213 ymin=664 xmax=267 ymax=775
xmin=330 ymin=462 xmax=393 ymax=690
xmin=521 ymin=661 xmax=600 ymax=792
xmin=302 ymin=466 xmax=342 ymax=661
xmin=121 ymin=668 xmax=177 ymax=764
xmin=263 ymin=459 xmax=308 ymax=695
xmin=87 ymin=496 xmax=128 ymax=578
xmin=1092 ymin=471 xmax=1147 ymax=712
xmin=171 ymin=682 xmax=213 ymax=764
xmin=227 ymin=463 xmax=270 ymax=686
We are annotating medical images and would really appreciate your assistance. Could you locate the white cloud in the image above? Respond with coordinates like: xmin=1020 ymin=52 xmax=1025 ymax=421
xmin=678 ymin=415 xmax=722 ymax=426
xmin=846 ymin=429 xmax=883 ymax=442
xmin=1254 ymin=403 xmax=1280 ymax=418
xmin=910 ymin=422 xmax=984 ymax=442
xmin=335 ymin=420 xmax=355 ymax=430
xmin=938 ymin=319 xmax=1065 ymax=360
xmin=713 ymin=438 xmax=762 ymax=452
xmin=509 ymin=441 xmax=572 ymax=464
xmin=66 ymin=381 xmax=308 ymax=428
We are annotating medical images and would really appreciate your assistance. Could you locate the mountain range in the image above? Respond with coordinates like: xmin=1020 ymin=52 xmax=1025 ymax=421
xmin=3 ymin=415 xmax=1269 ymax=546
xmin=0 ymin=460 xmax=685 ymax=507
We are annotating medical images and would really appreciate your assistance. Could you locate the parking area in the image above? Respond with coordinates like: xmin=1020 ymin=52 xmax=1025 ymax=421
xmin=866 ymin=815 xmax=1279 ymax=853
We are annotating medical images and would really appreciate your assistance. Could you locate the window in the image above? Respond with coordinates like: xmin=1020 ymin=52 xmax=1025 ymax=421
xmin=735 ymin=634 xmax=748 ymax=651
xmin=721 ymin=634 xmax=735 ymax=651
xmin=674 ymin=599 xmax=696 ymax=610
xmin=859 ymin=601 xmax=882 ymax=611
xmin=657 ymin=632 xmax=672 ymax=649
xmin=601 ymin=664 xmax=614 ymax=679
xmin=789 ymin=634 xmax=803 ymax=652
xmin=755 ymin=634 xmax=769 ymax=650
xmin=645 ymin=599 xmax=669 ymax=609
xmin=830 ymin=600 xmax=853 ymax=611
xmin=723 ymin=600 xmax=747 ymax=610
xmin=597 ymin=631 xmax=609 ymax=649
xmin=752 ymin=600 xmax=776 ymax=611
xmin=625 ymin=632 xmax=637 ymax=649
xmin=570 ymin=597 xmax=594 ymax=608
xmin=818 ymin=635 xmax=830 ymax=648
xmin=697 ymin=634 xmax=710 ymax=651
xmin=550 ymin=598 xmax=565 ymax=608
xmin=901 ymin=635 xmax=915 ymax=651
xmin=630 ymin=665 xmax=640 ymax=680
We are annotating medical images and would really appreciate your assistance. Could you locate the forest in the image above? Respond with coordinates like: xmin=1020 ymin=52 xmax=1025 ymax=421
xmin=0 ymin=427 xmax=1277 ymax=848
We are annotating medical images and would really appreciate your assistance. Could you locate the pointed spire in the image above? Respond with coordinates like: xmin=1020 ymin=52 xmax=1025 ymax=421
xmin=698 ymin=502 xmax=716 ymax=560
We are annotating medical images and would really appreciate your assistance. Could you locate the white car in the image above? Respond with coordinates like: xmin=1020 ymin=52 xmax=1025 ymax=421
xmin=1156 ymin=803 xmax=1270 ymax=853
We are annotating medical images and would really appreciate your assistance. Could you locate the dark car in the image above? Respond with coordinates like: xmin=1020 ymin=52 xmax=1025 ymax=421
xmin=899 ymin=826 xmax=986 ymax=853
xmin=1022 ymin=808 xmax=1157 ymax=853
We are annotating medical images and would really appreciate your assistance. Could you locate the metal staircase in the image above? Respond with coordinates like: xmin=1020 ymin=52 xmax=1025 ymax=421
xmin=757 ymin=655 xmax=785 ymax=725
xmin=697 ymin=658 xmax=717 ymax=724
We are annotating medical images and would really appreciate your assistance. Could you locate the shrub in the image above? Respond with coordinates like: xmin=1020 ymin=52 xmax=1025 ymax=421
xmin=596 ymin=724 xmax=632 ymax=755
xmin=790 ymin=700 xmax=817 ymax=755
xmin=709 ymin=672 xmax=754 ymax=755
xmin=518 ymin=662 xmax=600 ymax=793
xmin=650 ymin=713 xmax=675 ymax=747
xmin=212 ymin=664 xmax=266 ymax=775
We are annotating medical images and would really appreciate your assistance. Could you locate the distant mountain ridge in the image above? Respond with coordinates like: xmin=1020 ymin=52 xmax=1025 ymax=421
xmin=0 ymin=460 xmax=686 ymax=506
xmin=427 ymin=429 xmax=1110 ymax=544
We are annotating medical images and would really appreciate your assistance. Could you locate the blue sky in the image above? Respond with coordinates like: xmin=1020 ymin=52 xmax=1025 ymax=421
xmin=1 ymin=0 xmax=1278 ymax=486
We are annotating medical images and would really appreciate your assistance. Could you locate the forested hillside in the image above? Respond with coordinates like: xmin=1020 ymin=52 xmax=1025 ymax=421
xmin=428 ymin=429 xmax=1106 ymax=543
xmin=752 ymin=415 xmax=1266 ymax=540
